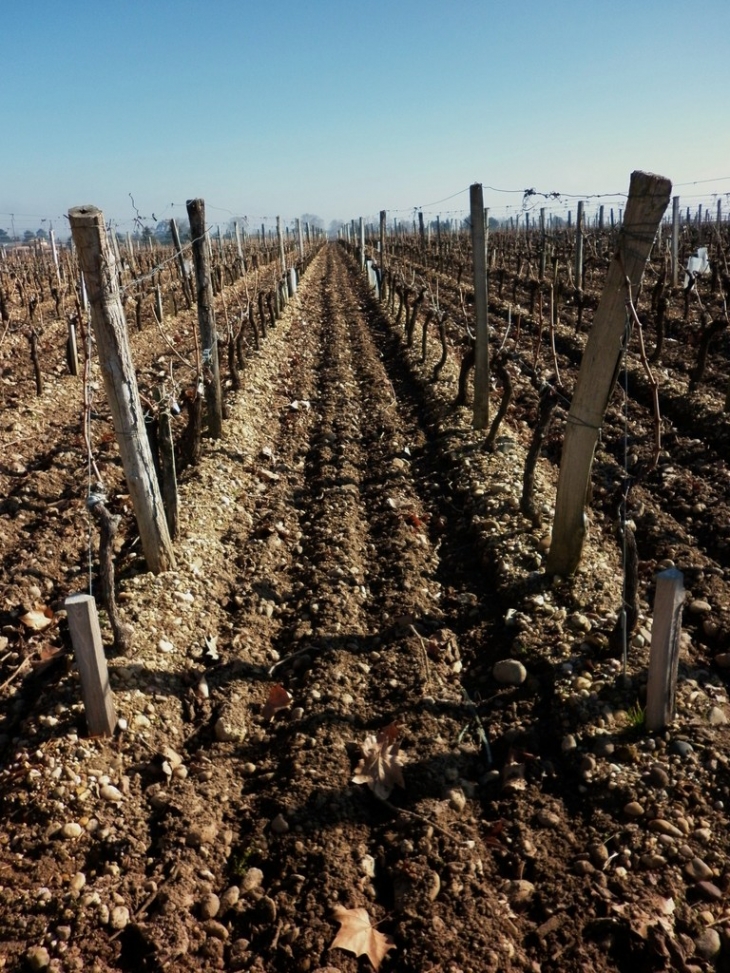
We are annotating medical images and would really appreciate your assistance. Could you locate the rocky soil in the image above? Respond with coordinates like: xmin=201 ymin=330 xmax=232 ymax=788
xmin=1 ymin=242 xmax=730 ymax=972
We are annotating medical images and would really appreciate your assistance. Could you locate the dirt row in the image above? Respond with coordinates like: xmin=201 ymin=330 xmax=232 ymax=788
xmin=1 ymin=243 xmax=730 ymax=973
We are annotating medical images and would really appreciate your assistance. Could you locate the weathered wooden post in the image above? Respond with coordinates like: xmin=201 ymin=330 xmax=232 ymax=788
xmin=646 ymin=569 xmax=685 ymax=731
xmin=470 ymin=183 xmax=490 ymax=430
xmin=671 ymin=196 xmax=680 ymax=287
xmin=68 ymin=205 xmax=176 ymax=574
xmin=277 ymin=216 xmax=286 ymax=274
xmin=234 ymin=220 xmax=246 ymax=274
xmin=359 ymin=217 xmax=365 ymax=270
xmin=546 ymin=172 xmax=671 ymax=577
xmin=65 ymin=594 xmax=117 ymax=736
xmin=186 ymin=198 xmax=223 ymax=440
xmin=574 ymin=200 xmax=584 ymax=290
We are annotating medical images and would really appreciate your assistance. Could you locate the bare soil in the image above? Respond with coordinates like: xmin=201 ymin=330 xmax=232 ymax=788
xmin=1 ymin=243 xmax=730 ymax=973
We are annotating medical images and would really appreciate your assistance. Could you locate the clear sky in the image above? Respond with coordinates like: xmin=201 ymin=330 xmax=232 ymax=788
xmin=2 ymin=0 xmax=729 ymax=239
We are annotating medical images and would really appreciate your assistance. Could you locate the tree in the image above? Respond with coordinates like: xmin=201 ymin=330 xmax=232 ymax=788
xmin=301 ymin=213 xmax=324 ymax=230
xmin=0 ymin=229 xmax=9 ymax=243
xmin=23 ymin=230 xmax=35 ymax=243
xmin=36 ymin=228 xmax=48 ymax=240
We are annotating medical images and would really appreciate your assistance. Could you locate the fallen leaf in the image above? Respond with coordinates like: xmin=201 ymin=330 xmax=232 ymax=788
xmin=352 ymin=724 xmax=406 ymax=800
xmin=330 ymin=906 xmax=395 ymax=970
xmin=263 ymin=683 xmax=292 ymax=721
xmin=19 ymin=606 xmax=54 ymax=632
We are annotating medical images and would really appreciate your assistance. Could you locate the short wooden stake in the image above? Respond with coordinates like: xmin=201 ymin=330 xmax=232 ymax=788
xmin=65 ymin=593 xmax=117 ymax=737
xmin=646 ymin=568 xmax=685 ymax=732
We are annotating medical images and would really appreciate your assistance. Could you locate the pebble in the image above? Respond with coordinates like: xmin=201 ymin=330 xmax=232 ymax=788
xmin=685 ymin=857 xmax=713 ymax=882
xmin=694 ymin=928 xmax=721 ymax=960
xmin=568 ymin=613 xmax=592 ymax=633
xmin=214 ymin=717 xmax=247 ymax=743
xmin=25 ymin=947 xmax=50 ymax=971
xmin=203 ymin=920 xmax=229 ymax=941
xmin=640 ymin=853 xmax=667 ymax=869
xmin=688 ymin=600 xmax=711 ymax=615
xmin=573 ymin=859 xmax=594 ymax=876
xmin=61 ymin=822 xmax=83 ymax=840
xmin=714 ymin=652 xmax=730 ymax=669
xmin=588 ymin=843 xmax=610 ymax=867
xmin=648 ymin=819 xmax=684 ymax=839
xmin=670 ymin=740 xmax=694 ymax=758
xmin=647 ymin=764 xmax=670 ymax=788
xmin=561 ymin=734 xmax=577 ymax=752
xmin=708 ymin=706 xmax=728 ymax=725
xmin=694 ymin=881 xmax=723 ymax=902
xmin=492 ymin=659 xmax=527 ymax=686
xmin=536 ymin=809 xmax=560 ymax=828
xmin=241 ymin=868 xmax=264 ymax=894
xmin=448 ymin=788 xmax=467 ymax=813
xmin=110 ymin=906 xmax=130 ymax=930
xmin=220 ymin=886 xmax=240 ymax=912
xmin=505 ymin=879 xmax=535 ymax=906
xmin=186 ymin=823 xmax=217 ymax=847
xmin=580 ymin=754 xmax=597 ymax=776
xmin=200 ymin=893 xmax=220 ymax=919
xmin=271 ymin=813 xmax=290 ymax=834
xmin=593 ymin=736 xmax=614 ymax=758
xmin=623 ymin=801 xmax=645 ymax=818
xmin=100 ymin=784 xmax=123 ymax=803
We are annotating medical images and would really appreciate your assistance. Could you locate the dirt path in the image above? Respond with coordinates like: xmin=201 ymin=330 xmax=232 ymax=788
xmin=1 ymin=244 xmax=729 ymax=973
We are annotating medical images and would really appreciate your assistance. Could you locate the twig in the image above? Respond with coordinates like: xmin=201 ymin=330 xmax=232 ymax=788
xmin=377 ymin=796 xmax=464 ymax=844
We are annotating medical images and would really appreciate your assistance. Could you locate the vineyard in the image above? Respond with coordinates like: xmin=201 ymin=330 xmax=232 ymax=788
xmin=1 ymin=181 xmax=730 ymax=973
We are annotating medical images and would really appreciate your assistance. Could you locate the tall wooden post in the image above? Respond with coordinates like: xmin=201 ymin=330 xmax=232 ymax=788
xmin=277 ymin=216 xmax=286 ymax=274
xmin=68 ymin=206 xmax=176 ymax=574
xmin=379 ymin=210 xmax=386 ymax=301
xmin=469 ymin=183 xmax=490 ymax=430
xmin=359 ymin=217 xmax=365 ymax=269
xmin=186 ymin=199 xmax=223 ymax=440
xmin=234 ymin=220 xmax=246 ymax=274
xmin=546 ymin=172 xmax=671 ymax=577
xmin=574 ymin=200 xmax=585 ymax=289
xmin=671 ymin=196 xmax=680 ymax=287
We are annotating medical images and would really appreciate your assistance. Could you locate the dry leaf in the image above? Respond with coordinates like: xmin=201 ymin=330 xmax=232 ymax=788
xmin=19 ymin=606 xmax=54 ymax=632
xmin=352 ymin=723 xmax=406 ymax=800
xmin=330 ymin=905 xmax=395 ymax=970
xmin=263 ymin=683 xmax=292 ymax=721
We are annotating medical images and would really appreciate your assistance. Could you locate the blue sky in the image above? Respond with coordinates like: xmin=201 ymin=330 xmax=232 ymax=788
xmin=2 ymin=0 xmax=729 ymax=238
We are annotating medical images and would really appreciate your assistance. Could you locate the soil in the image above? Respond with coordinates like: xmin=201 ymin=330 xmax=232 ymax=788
xmin=1 ymin=241 xmax=730 ymax=973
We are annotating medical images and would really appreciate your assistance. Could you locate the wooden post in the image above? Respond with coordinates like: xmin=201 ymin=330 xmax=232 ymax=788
xmin=470 ymin=183 xmax=490 ymax=430
xmin=65 ymin=593 xmax=117 ymax=737
xmin=546 ymin=172 xmax=671 ymax=576
xmin=671 ymin=196 xmax=680 ymax=287
xmin=277 ymin=216 xmax=286 ymax=274
xmin=68 ymin=205 xmax=176 ymax=574
xmin=646 ymin=569 xmax=685 ymax=732
xmin=234 ymin=220 xmax=246 ymax=274
xmin=359 ymin=217 xmax=365 ymax=269
xmin=574 ymin=200 xmax=584 ymax=290
xmin=296 ymin=218 xmax=304 ymax=261
xmin=186 ymin=198 xmax=223 ymax=440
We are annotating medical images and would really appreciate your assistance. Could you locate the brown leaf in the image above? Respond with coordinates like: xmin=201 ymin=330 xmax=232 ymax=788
xmin=19 ymin=606 xmax=54 ymax=632
xmin=330 ymin=905 xmax=395 ymax=970
xmin=262 ymin=683 xmax=292 ymax=721
xmin=352 ymin=726 xmax=406 ymax=800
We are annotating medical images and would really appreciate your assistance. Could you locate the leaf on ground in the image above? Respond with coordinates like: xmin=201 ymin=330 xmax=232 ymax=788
xmin=19 ymin=606 xmax=54 ymax=632
xmin=352 ymin=723 xmax=406 ymax=800
xmin=330 ymin=905 xmax=395 ymax=970
xmin=263 ymin=683 xmax=292 ymax=721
